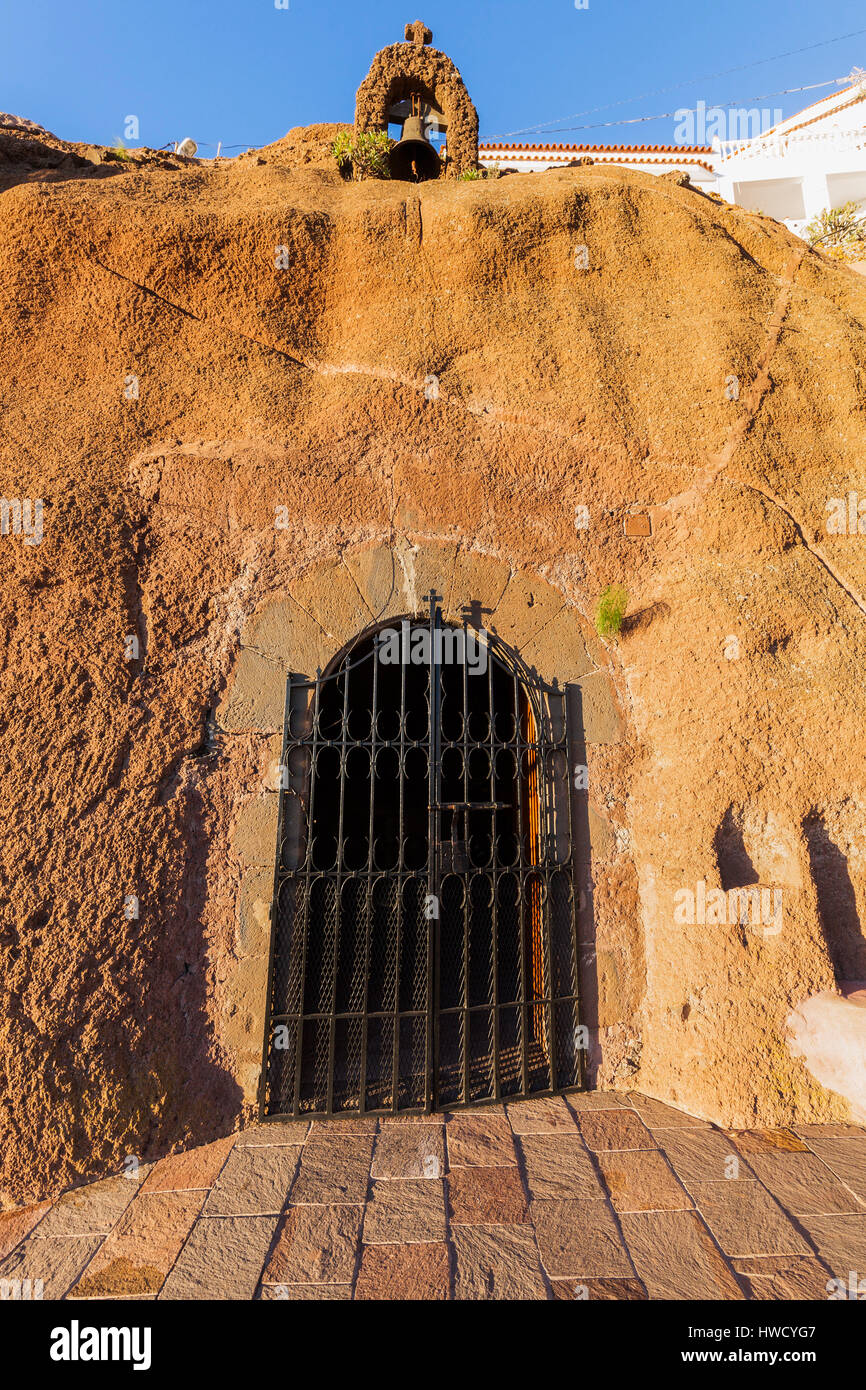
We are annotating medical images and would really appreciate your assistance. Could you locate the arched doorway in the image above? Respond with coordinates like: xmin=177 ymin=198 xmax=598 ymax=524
xmin=260 ymin=596 xmax=581 ymax=1117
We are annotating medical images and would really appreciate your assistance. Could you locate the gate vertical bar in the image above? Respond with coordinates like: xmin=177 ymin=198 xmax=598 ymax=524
xmin=426 ymin=592 xmax=442 ymax=1112
xmin=461 ymin=614 xmax=470 ymax=1105
xmin=359 ymin=646 xmax=379 ymax=1114
xmin=487 ymin=638 xmax=501 ymax=1101
xmin=325 ymin=660 xmax=351 ymax=1114
xmin=565 ymin=683 xmax=584 ymax=1091
xmin=292 ymin=673 xmax=321 ymax=1117
xmin=512 ymin=668 xmax=529 ymax=1098
xmin=538 ymin=694 xmax=558 ymax=1093
xmin=390 ymin=630 xmax=408 ymax=1111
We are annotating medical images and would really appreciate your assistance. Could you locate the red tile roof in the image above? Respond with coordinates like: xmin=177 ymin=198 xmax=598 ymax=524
xmin=477 ymin=142 xmax=715 ymax=173
xmin=479 ymin=141 xmax=713 ymax=154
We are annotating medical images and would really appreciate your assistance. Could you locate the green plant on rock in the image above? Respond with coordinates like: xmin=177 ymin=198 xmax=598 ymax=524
xmin=353 ymin=130 xmax=392 ymax=180
xmin=331 ymin=131 xmax=353 ymax=175
xmin=806 ymin=201 xmax=866 ymax=261
xmin=332 ymin=130 xmax=392 ymax=182
xmin=459 ymin=163 xmax=500 ymax=181
xmin=594 ymin=584 xmax=629 ymax=640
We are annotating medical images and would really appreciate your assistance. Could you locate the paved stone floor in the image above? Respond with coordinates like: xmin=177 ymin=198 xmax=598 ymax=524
xmin=3 ymin=1091 xmax=866 ymax=1300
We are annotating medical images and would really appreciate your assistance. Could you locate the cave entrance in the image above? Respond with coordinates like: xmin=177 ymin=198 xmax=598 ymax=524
xmin=260 ymin=595 xmax=581 ymax=1118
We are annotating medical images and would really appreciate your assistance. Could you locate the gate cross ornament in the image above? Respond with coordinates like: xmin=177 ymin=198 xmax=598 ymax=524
xmin=405 ymin=20 xmax=433 ymax=46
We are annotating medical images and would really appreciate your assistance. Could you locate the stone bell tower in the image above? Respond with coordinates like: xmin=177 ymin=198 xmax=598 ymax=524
xmin=354 ymin=20 xmax=480 ymax=177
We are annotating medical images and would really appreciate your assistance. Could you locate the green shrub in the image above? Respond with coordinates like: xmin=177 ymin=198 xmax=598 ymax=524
xmin=459 ymin=164 xmax=500 ymax=181
xmin=331 ymin=130 xmax=392 ymax=182
xmin=806 ymin=201 xmax=866 ymax=261
xmin=594 ymin=584 xmax=628 ymax=640
xmin=353 ymin=130 xmax=392 ymax=180
xmin=331 ymin=131 xmax=352 ymax=173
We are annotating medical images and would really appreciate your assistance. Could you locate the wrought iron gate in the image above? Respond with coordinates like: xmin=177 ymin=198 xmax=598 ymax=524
xmin=259 ymin=594 xmax=582 ymax=1119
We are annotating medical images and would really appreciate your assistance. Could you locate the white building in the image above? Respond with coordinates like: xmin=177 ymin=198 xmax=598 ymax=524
xmin=477 ymin=139 xmax=717 ymax=191
xmin=478 ymin=77 xmax=866 ymax=238
xmin=712 ymin=77 xmax=866 ymax=235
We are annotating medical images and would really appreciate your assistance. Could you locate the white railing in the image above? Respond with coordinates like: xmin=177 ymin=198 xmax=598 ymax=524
xmin=715 ymin=126 xmax=866 ymax=163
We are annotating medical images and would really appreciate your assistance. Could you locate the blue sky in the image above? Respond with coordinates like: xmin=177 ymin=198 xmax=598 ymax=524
xmin=4 ymin=0 xmax=866 ymax=153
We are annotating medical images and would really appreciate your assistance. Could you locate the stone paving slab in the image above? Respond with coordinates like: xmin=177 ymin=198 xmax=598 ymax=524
xmin=732 ymin=1255 xmax=835 ymax=1300
xmin=565 ymin=1091 xmax=632 ymax=1112
xmin=447 ymin=1166 xmax=529 ymax=1225
xmin=68 ymin=1191 xmax=206 ymax=1298
xmin=505 ymin=1096 xmax=575 ymax=1134
xmin=159 ymin=1216 xmax=280 ymax=1300
xmin=796 ymin=1213 xmax=866 ymax=1281
xmin=629 ymin=1096 xmax=713 ymax=1130
xmin=728 ymin=1127 xmax=809 ymax=1155
xmin=33 ymin=1175 xmax=142 ymax=1237
xmin=518 ymin=1133 xmax=605 ymax=1201
xmin=142 ymin=1136 xmax=236 ymax=1191
xmin=260 ymin=1282 xmax=353 ymax=1300
xmin=235 ymin=1122 xmax=310 ymax=1146
xmin=576 ymin=1109 xmax=655 ymax=1152
xmin=309 ymin=1116 xmax=379 ymax=1135
xmin=687 ymin=1180 xmax=811 ymax=1258
xmin=289 ymin=1135 xmax=375 ymax=1203
xmin=363 ymin=1179 xmax=446 ymax=1243
xmin=383 ymin=1112 xmax=448 ymax=1123
xmin=801 ymin=1137 xmax=866 ymax=1202
xmin=0 ymin=1235 xmax=104 ymax=1299
xmin=746 ymin=1151 xmax=864 ymax=1216
xmin=9 ymin=1091 xmax=861 ymax=1301
xmin=263 ymin=1204 xmax=363 ymax=1284
xmin=371 ymin=1124 xmax=444 ymax=1179
xmin=452 ymin=1224 xmax=548 ymax=1299
xmin=202 ymin=1143 xmax=302 ymax=1216
xmin=660 ymin=1130 xmax=756 ymax=1184
xmin=446 ymin=1114 xmax=517 ymax=1167
xmin=532 ymin=1199 xmax=634 ymax=1278
xmin=619 ymin=1210 xmax=745 ymax=1300
xmin=0 ymin=1201 xmax=51 ymax=1260
xmin=355 ymin=1241 xmax=450 ymax=1299
xmin=597 ymin=1148 xmax=692 ymax=1213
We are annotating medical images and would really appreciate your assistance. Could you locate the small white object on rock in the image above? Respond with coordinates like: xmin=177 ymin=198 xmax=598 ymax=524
xmin=176 ymin=137 xmax=198 ymax=158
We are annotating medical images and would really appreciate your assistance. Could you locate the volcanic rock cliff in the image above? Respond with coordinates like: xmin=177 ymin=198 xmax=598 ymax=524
xmin=1 ymin=125 xmax=866 ymax=1205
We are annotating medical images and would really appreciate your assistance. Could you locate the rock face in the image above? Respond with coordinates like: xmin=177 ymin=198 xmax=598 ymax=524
xmin=0 ymin=113 xmax=51 ymax=135
xmin=236 ymin=123 xmax=353 ymax=171
xmin=1 ymin=132 xmax=866 ymax=1206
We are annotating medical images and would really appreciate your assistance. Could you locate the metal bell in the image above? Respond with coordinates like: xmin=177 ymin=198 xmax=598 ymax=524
xmin=389 ymin=113 xmax=441 ymax=182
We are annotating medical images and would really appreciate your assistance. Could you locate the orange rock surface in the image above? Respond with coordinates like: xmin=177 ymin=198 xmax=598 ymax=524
xmin=1 ymin=124 xmax=865 ymax=1205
